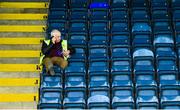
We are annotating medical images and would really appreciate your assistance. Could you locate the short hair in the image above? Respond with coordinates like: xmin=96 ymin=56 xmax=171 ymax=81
xmin=50 ymin=29 xmax=61 ymax=37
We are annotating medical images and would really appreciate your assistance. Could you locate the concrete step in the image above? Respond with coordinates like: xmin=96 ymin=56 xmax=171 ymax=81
xmin=0 ymin=8 xmax=48 ymax=13
xmin=0 ymin=102 xmax=37 ymax=109
xmin=0 ymin=32 xmax=45 ymax=37
xmin=0 ymin=58 xmax=39 ymax=64
xmin=0 ymin=72 xmax=39 ymax=78
xmin=0 ymin=20 xmax=46 ymax=25
xmin=0 ymin=86 xmax=39 ymax=93
xmin=0 ymin=44 xmax=41 ymax=50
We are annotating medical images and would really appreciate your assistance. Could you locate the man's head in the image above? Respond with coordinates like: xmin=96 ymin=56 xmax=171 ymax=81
xmin=50 ymin=29 xmax=61 ymax=43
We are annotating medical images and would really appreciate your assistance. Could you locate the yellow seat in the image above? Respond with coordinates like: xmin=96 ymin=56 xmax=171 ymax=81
xmin=0 ymin=25 xmax=46 ymax=32
xmin=0 ymin=64 xmax=41 ymax=72
xmin=0 ymin=14 xmax=47 ymax=20
xmin=0 ymin=78 xmax=39 ymax=86
xmin=0 ymin=93 xmax=39 ymax=102
xmin=0 ymin=2 xmax=49 ymax=8
xmin=0 ymin=38 xmax=43 ymax=45
xmin=0 ymin=50 xmax=41 ymax=58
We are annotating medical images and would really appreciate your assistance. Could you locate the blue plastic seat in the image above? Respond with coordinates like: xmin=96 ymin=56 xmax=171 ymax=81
xmin=50 ymin=0 xmax=67 ymax=9
xmin=38 ymin=90 xmax=62 ymax=109
xmin=160 ymin=86 xmax=180 ymax=108
xmin=163 ymin=105 xmax=180 ymax=110
xmin=47 ymin=21 xmax=66 ymax=34
xmin=88 ymin=47 xmax=109 ymax=61
xmin=88 ymin=89 xmax=110 ymax=109
xmin=151 ymin=0 xmax=168 ymax=10
xmin=63 ymin=90 xmax=86 ymax=109
xmin=68 ymin=34 xmax=87 ymax=46
xmin=136 ymin=87 xmax=159 ymax=109
xmin=111 ymin=0 xmax=128 ymax=9
xmin=157 ymin=58 xmax=178 ymax=73
xmin=89 ymin=34 xmax=108 ymax=46
xmin=111 ymin=46 xmax=131 ymax=59
xmin=111 ymin=9 xmax=128 ymax=21
xmin=111 ymin=59 xmax=132 ymax=73
xmin=133 ymin=48 xmax=154 ymax=61
xmin=65 ymin=62 xmax=86 ymax=75
xmin=131 ymin=0 xmax=148 ymax=8
xmin=156 ymin=47 xmax=177 ymax=60
xmin=153 ymin=21 xmax=172 ymax=34
xmin=134 ymin=60 xmax=154 ymax=73
xmin=40 ymin=75 xmax=62 ymax=91
xmin=132 ymin=34 xmax=152 ymax=47
xmin=70 ymin=0 xmax=88 ymax=8
xmin=89 ymin=60 xmax=109 ymax=73
xmin=111 ymin=34 xmax=130 ymax=47
xmin=171 ymin=0 xmax=180 ymax=10
xmin=112 ymin=88 xmax=134 ymax=109
xmin=152 ymin=9 xmax=169 ymax=21
xmin=173 ymin=9 xmax=180 ymax=22
xmin=112 ymin=74 xmax=133 ymax=88
xmin=131 ymin=9 xmax=149 ymax=22
xmin=111 ymin=21 xmax=129 ymax=34
xmin=153 ymin=33 xmax=174 ymax=47
xmin=48 ymin=9 xmax=67 ymax=21
xmin=90 ymin=9 xmax=108 ymax=20
xmin=174 ymin=21 xmax=180 ymax=33
xmin=132 ymin=22 xmax=152 ymax=35
xmin=159 ymin=74 xmax=180 ymax=87
xmin=90 ymin=21 xmax=108 ymax=34
xmin=69 ymin=47 xmax=86 ymax=62
xmin=70 ymin=9 xmax=88 ymax=20
xmin=69 ymin=21 xmax=87 ymax=34
xmin=65 ymin=75 xmax=86 ymax=90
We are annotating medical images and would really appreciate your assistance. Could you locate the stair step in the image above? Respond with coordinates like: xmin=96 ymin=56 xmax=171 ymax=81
xmin=0 ymin=50 xmax=40 ymax=58
xmin=0 ymin=93 xmax=39 ymax=102
xmin=0 ymin=44 xmax=41 ymax=50
xmin=0 ymin=8 xmax=48 ymax=13
xmin=0 ymin=38 xmax=43 ymax=44
xmin=0 ymin=102 xmax=37 ymax=109
xmin=0 ymin=72 xmax=39 ymax=78
xmin=0 ymin=25 xmax=46 ymax=32
xmin=0 ymin=33 xmax=45 ymax=37
xmin=0 ymin=2 xmax=49 ymax=9
xmin=0 ymin=20 xmax=46 ymax=25
xmin=0 ymin=13 xmax=47 ymax=20
xmin=0 ymin=64 xmax=41 ymax=72
xmin=0 ymin=78 xmax=39 ymax=86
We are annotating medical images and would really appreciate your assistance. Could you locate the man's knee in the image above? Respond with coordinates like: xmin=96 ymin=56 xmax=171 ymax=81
xmin=60 ymin=60 xmax=68 ymax=69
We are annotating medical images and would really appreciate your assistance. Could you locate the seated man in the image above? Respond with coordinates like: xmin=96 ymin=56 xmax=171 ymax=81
xmin=40 ymin=29 xmax=75 ymax=75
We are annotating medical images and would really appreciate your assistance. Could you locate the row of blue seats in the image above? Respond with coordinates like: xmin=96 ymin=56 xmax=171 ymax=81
xmin=49 ymin=0 xmax=180 ymax=9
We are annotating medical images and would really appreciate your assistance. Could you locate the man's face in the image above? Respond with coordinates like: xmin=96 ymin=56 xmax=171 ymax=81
xmin=53 ymin=31 xmax=61 ymax=43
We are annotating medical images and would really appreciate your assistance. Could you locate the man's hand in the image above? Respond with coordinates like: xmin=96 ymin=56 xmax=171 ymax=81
xmin=63 ymin=50 xmax=70 ymax=57
xmin=52 ymin=37 xmax=56 ymax=44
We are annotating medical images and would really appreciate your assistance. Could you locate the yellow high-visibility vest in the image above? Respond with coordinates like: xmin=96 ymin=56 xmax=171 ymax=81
xmin=39 ymin=39 xmax=68 ymax=65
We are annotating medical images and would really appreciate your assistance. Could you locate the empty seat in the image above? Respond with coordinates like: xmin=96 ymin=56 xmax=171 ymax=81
xmin=151 ymin=0 xmax=169 ymax=10
xmin=156 ymin=47 xmax=177 ymax=59
xmin=131 ymin=9 xmax=149 ymax=22
xmin=132 ymin=34 xmax=152 ymax=47
xmin=111 ymin=21 xmax=129 ymax=34
xmin=88 ymin=47 xmax=109 ymax=61
xmin=159 ymin=74 xmax=180 ymax=87
xmin=111 ymin=59 xmax=131 ymax=73
xmin=131 ymin=0 xmax=148 ymax=8
xmin=90 ymin=21 xmax=109 ymax=34
xmin=38 ymin=90 xmax=62 ymax=109
xmin=111 ymin=46 xmax=131 ymax=59
xmin=160 ymin=86 xmax=180 ymax=108
xmin=136 ymin=87 xmax=159 ymax=109
xmin=40 ymin=75 xmax=62 ymax=91
xmin=171 ymin=0 xmax=180 ymax=10
xmin=112 ymin=88 xmax=134 ymax=109
xmin=152 ymin=9 xmax=169 ymax=21
xmin=111 ymin=34 xmax=130 ymax=47
xmin=69 ymin=21 xmax=87 ymax=34
xmin=111 ymin=0 xmax=128 ymax=9
xmin=88 ymin=89 xmax=110 ymax=109
xmin=47 ymin=21 xmax=66 ymax=35
xmin=134 ymin=60 xmax=154 ymax=73
xmin=48 ymin=9 xmax=67 ymax=21
xmin=133 ymin=48 xmax=154 ymax=61
xmin=63 ymin=90 xmax=86 ymax=109
xmin=70 ymin=9 xmax=88 ymax=20
xmin=50 ymin=0 xmax=67 ymax=9
xmin=153 ymin=33 xmax=174 ymax=47
xmin=132 ymin=22 xmax=152 ymax=35
xmin=68 ymin=34 xmax=87 ymax=46
xmin=70 ymin=0 xmax=88 ymax=8
xmin=69 ymin=46 xmax=86 ymax=62
xmin=111 ymin=9 xmax=128 ymax=21
xmin=90 ymin=9 xmax=108 ymax=20
xmin=89 ymin=34 xmax=108 ymax=46
xmin=153 ymin=21 xmax=172 ymax=34
xmin=89 ymin=60 xmax=109 ymax=73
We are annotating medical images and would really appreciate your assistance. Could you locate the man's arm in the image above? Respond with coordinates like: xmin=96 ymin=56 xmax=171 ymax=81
xmin=68 ymin=44 xmax=75 ymax=55
xmin=41 ymin=40 xmax=54 ymax=55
